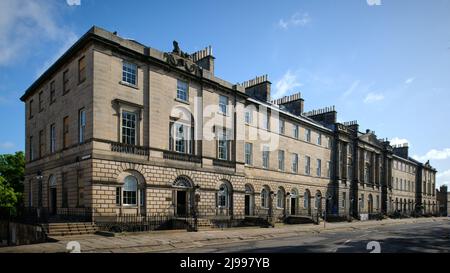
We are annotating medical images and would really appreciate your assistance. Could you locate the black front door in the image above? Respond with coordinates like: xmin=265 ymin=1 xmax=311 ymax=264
xmin=50 ymin=188 xmax=57 ymax=215
xmin=245 ymin=195 xmax=250 ymax=216
xmin=176 ymin=191 xmax=187 ymax=217
xmin=291 ymin=198 xmax=296 ymax=215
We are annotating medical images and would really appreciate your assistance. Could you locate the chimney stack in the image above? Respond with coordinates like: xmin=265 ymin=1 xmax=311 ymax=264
xmin=191 ymin=46 xmax=215 ymax=74
xmin=271 ymin=92 xmax=304 ymax=116
xmin=241 ymin=75 xmax=271 ymax=102
xmin=393 ymin=142 xmax=409 ymax=159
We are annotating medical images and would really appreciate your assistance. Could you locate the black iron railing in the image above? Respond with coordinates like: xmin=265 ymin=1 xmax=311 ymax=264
xmin=110 ymin=142 xmax=149 ymax=156
xmin=0 ymin=207 xmax=93 ymax=224
xmin=94 ymin=214 xmax=196 ymax=232
xmin=163 ymin=151 xmax=202 ymax=163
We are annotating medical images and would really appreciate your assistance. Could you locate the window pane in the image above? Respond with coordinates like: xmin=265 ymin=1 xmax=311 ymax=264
xmin=122 ymin=62 xmax=137 ymax=85
xmin=122 ymin=111 xmax=137 ymax=145
xmin=177 ymin=80 xmax=188 ymax=101
xmin=219 ymin=95 xmax=228 ymax=114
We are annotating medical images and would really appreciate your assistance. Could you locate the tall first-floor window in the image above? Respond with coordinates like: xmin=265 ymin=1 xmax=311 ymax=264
xmin=122 ymin=111 xmax=137 ymax=145
xmin=316 ymin=159 xmax=322 ymax=177
xmin=39 ymin=130 xmax=44 ymax=158
xmin=50 ymin=124 xmax=56 ymax=153
xmin=262 ymin=146 xmax=270 ymax=169
xmin=169 ymin=121 xmax=193 ymax=154
xmin=292 ymin=153 xmax=298 ymax=173
xmin=79 ymin=108 xmax=86 ymax=144
xmin=63 ymin=116 xmax=69 ymax=148
xmin=278 ymin=150 xmax=285 ymax=171
xmin=245 ymin=143 xmax=253 ymax=165
xmin=217 ymin=129 xmax=230 ymax=160
xmin=305 ymin=156 xmax=311 ymax=175
xmin=29 ymin=136 xmax=34 ymax=161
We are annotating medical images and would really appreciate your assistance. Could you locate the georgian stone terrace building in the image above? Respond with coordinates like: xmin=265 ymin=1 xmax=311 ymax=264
xmin=20 ymin=26 xmax=438 ymax=222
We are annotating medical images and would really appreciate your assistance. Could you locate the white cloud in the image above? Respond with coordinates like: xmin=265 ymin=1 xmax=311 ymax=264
xmin=437 ymin=169 xmax=450 ymax=188
xmin=273 ymin=70 xmax=303 ymax=99
xmin=278 ymin=12 xmax=311 ymax=30
xmin=363 ymin=92 xmax=384 ymax=103
xmin=0 ymin=142 xmax=15 ymax=149
xmin=413 ymin=148 xmax=450 ymax=162
xmin=405 ymin=77 xmax=415 ymax=84
xmin=342 ymin=80 xmax=360 ymax=98
xmin=0 ymin=0 xmax=77 ymax=66
xmin=389 ymin=137 xmax=409 ymax=147
xmin=367 ymin=0 xmax=382 ymax=6
xmin=66 ymin=0 xmax=81 ymax=6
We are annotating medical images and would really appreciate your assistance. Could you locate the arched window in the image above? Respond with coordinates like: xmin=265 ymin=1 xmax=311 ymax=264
xmin=304 ymin=190 xmax=310 ymax=209
xmin=261 ymin=188 xmax=269 ymax=208
xmin=277 ymin=188 xmax=285 ymax=208
xmin=315 ymin=191 xmax=322 ymax=209
xmin=49 ymin=175 xmax=57 ymax=188
xmin=218 ymin=183 xmax=230 ymax=208
xmin=364 ymin=163 xmax=370 ymax=183
xmin=123 ymin=176 xmax=138 ymax=205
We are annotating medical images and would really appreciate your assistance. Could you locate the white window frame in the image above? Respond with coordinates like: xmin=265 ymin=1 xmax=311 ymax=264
xmin=218 ymin=95 xmax=229 ymax=115
xmin=292 ymin=153 xmax=298 ymax=173
xmin=305 ymin=128 xmax=311 ymax=142
xmin=317 ymin=159 xmax=322 ymax=177
xmin=279 ymin=119 xmax=285 ymax=134
xmin=122 ymin=62 xmax=137 ymax=86
xmin=245 ymin=143 xmax=253 ymax=165
xmin=305 ymin=156 xmax=311 ymax=175
xmin=78 ymin=108 xmax=86 ymax=144
xmin=170 ymin=121 xmax=193 ymax=154
xmin=293 ymin=124 xmax=299 ymax=139
xmin=278 ymin=150 xmax=285 ymax=171
xmin=176 ymin=79 xmax=189 ymax=102
xmin=244 ymin=110 xmax=252 ymax=124
xmin=277 ymin=189 xmax=284 ymax=208
xmin=217 ymin=128 xmax=230 ymax=160
xmin=262 ymin=146 xmax=270 ymax=169
xmin=121 ymin=110 xmax=138 ymax=145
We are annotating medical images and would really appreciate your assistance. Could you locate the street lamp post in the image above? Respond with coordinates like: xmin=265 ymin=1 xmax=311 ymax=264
xmin=35 ymin=171 xmax=43 ymax=220
xmin=193 ymin=184 xmax=200 ymax=232
xmin=324 ymin=195 xmax=332 ymax=228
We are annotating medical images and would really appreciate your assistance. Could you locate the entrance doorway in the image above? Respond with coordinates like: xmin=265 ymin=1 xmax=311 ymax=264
xmin=50 ymin=188 xmax=57 ymax=215
xmin=245 ymin=195 xmax=251 ymax=216
xmin=291 ymin=198 xmax=297 ymax=215
xmin=176 ymin=190 xmax=187 ymax=217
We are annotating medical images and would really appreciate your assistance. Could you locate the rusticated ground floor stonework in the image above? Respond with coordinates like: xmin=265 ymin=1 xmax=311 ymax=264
xmin=23 ymin=157 xmax=437 ymax=222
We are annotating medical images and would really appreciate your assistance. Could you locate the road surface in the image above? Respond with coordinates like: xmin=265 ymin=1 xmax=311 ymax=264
xmin=160 ymin=220 xmax=449 ymax=253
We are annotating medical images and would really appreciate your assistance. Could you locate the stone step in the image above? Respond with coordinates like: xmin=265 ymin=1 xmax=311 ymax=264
xmin=42 ymin=222 xmax=98 ymax=237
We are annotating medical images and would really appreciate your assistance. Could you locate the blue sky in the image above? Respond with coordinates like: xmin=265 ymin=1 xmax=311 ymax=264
xmin=0 ymin=0 xmax=449 ymax=188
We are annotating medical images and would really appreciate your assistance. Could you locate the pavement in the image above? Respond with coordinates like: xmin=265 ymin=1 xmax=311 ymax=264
xmin=0 ymin=217 xmax=447 ymax=253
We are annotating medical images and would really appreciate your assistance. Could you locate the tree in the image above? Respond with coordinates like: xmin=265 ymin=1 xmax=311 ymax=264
xmin=0 ymin=176 xmax=18 ymax=208
xmin=0 ymin=151 xmax=25 ymax=207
